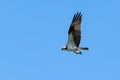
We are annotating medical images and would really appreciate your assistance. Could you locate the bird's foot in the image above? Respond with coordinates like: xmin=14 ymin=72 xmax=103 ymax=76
xmin=75 ymin=50 xmax=82 ymax=54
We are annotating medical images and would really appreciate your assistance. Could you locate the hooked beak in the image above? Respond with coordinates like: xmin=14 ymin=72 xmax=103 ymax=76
xmin=61 ymin=48 xmax=64 ymax=50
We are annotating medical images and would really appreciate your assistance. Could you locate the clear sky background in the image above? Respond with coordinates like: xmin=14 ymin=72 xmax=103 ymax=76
xmin=0 ymin=0 xmax=120 ymax=80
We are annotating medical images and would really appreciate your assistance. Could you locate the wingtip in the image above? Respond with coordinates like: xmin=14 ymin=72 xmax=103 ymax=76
xmin=73 ymin=12 xmax=82 ymax=22
xmin=80 ymin=47 xmax=89 ymax=50
xmin=76 ymin=12 xmax=82 ymax=16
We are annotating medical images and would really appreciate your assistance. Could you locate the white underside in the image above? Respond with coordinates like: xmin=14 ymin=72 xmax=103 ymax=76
xmin=66 ymin=44 xmax=80 ymax=54
xmin=66 ymin=44 xmax=77 ymax=51
xmin=62 ymin=32 xmax=81 ymax=54
xmin=67 ymin=33 xmax=77 ymax=51
xmin=65 ymin=33 xmax=80 ymax=54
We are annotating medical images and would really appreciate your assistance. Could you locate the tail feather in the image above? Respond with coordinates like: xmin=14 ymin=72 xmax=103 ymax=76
xmin=80 ymin=47 xmax=89 ymax=50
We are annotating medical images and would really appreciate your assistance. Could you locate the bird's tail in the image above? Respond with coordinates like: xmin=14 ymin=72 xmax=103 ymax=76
xmin=80 ymin=47 xmax=89 ymax=50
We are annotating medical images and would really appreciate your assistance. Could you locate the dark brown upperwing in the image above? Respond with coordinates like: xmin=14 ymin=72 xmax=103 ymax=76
xmin=68 ymin=12 xmax=82 ymax=47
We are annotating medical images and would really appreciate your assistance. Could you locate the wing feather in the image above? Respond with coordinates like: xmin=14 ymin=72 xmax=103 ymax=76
xmin=68 ymin=12 xmax=82 ymax=47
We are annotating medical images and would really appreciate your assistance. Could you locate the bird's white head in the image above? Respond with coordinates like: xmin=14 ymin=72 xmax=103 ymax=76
xmin=61 ymin=46 xmax=67 ymax=50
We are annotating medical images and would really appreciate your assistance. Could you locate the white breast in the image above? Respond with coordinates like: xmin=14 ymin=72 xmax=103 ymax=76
xmin=66 ymin=44 xmax=77 ymax=51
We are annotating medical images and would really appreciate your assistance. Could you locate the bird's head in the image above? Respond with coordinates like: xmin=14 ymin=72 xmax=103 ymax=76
xmin=61 ymin=46 xmax=67 ymax=50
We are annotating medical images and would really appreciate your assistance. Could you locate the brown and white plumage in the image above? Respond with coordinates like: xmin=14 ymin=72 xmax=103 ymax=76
xmin=62 ymin=12 xmax=88 ymax=54
xmin=68 ymin=12 xmax=81 ymax=47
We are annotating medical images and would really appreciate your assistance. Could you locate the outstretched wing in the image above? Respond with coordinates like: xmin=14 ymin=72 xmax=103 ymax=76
xmin=68 ymin=12 xmax=82 ymax=47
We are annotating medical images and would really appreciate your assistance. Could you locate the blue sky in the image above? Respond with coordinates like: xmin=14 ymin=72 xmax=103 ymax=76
xmin=0 ymin=0 xmax=120 ymax=80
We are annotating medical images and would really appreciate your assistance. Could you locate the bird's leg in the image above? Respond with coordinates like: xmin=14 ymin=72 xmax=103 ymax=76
xmin=74 ymin=48 xmax=82 ymax=54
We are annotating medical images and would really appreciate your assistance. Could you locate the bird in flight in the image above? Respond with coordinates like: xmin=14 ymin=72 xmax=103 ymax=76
xmin=61 ymin=12 xmax=89 ymax=54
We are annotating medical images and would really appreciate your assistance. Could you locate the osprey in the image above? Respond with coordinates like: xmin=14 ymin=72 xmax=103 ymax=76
xmin=61 ymin=12 xmax=89 ymax=54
